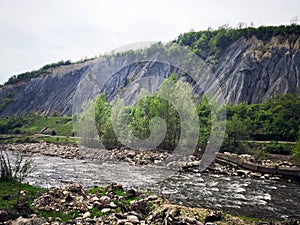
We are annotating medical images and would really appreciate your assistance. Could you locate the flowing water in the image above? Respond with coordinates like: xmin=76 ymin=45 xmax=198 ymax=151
xmin=4 ymin=151 xmax=300 ymax=220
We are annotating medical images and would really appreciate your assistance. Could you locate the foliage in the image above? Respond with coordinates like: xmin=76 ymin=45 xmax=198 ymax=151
xmin=265 ymin=142 xmax=292 ymax=155
xmin=0 ymin=148 xmax=34 ymax=183
xmin=0 ymin=181 xmax=44 ymax=219
xmin=92 ymin=72 xmax=299 ymax=153
xmin=293 ymin=132 xmax=300 ymax=165
xmin=175 ymin=24 xmax=300 ymax=58
xmin=0 ymin=115 xmax=73 ymax=136
xmin=4 ymin=60 xmax=72 ymax=86
xmin=36 ymin=210 xmax=80 ymax=223
xmin=94 ymin=74 xmax=199 ymax=151
xmin=0 ymin=90 xmax=17 ymax=114
xmin=226 ymin=94 xmax=300 ymax=142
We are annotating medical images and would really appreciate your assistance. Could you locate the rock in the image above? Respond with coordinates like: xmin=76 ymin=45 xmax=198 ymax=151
xmin=92 ymin=196 xmax=100 ymax=202
xmin=130 ymin=199 xmax=149 ymax=215
xmin=237 ymin=169 xmax=250 ymax=176
xmin=12 ymin=216 xmax=46 ymax=225
xmin=0 ymin=210 xmax=9 ymax=222
xmin=127 ymin=215 xmax=139 ymax=223
xmin=185 ymin=217 xmax=204 ymax=225
xmin=3 ymin=35 xmax=299 ymax=118
xmin=250 ymin=172 xmax=262 ymax=178
xmin=82 ymin=212 xmax=91 ymax=218
xmin=127 ymin=189 xmax=137 ymax=198
xmin=169 ymin=208 xmax=181 ymax=218
xmin=66 ymin=183 xmax=83 ymax=193
xmin=126 ymin=151 xmax=136 ymax=158
xmin=109 ymin=201 xmax=118 ymax=208
xmin=147 ymin=194 xmax=158 ymax=201
xmin=124 ymin=222 xmax=134 ymax=225
xmin=205 ymin=211 xmax=222 ymax=223
xmin=101 ymin=208 xmax=111 ymax=213
xmin=99 ymin=196 xmax=111 ymax=207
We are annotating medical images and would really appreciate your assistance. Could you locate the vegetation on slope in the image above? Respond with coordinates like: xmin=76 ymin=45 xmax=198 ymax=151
xmin=73 ymin=74 xmax=300 ymax=160
xmin=2 ymin=24 xmax=300 ymax=87
xmin=0 ymin=116 xmax=72 ymax=136
xmin=174 ymin=24 xmax=300 ymax=58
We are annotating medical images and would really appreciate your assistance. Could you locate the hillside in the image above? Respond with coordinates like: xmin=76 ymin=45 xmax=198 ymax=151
xmin=0 ymin=25 xmax=300 ymax=116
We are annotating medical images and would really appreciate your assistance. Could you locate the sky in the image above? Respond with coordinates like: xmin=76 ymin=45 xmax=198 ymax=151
xmin=0 ymin=0 xmax=299 ymax=85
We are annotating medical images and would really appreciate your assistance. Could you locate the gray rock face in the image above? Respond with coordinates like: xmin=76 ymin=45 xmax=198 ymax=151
xmin=1 ymin=66 xmax=89 ymax=116
xmin=0 ymin=35 xmax=299 ymax=116
xmin=213 ymin=36 xmax=300 ymax=103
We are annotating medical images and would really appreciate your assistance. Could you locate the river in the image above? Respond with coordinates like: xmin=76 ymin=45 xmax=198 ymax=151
xmin=4 ymin=150 xmax=300 ymax=220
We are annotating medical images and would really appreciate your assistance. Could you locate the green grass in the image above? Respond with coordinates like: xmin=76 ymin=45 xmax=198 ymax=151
xmin=19 ymin=116 xmax=73 ymax=136
xmin=114 ymin=188 xmax=127 ymax=197
xmin=239 ymin=215 xmax=265 ymax=223
xmin=0 ymin=135 xmax=77 ymax=145
xmin=90 ymin=207 xmax=119 ymax=218
xmin=34 ymin=136 xmax=77 ymax=145
xmin=0 ymin=116 xmax=73 ymax=137
xmin=0 ymin=181 xmax=45 ymax=218
xmin=35 ymin=209 xmax=80 ymax=222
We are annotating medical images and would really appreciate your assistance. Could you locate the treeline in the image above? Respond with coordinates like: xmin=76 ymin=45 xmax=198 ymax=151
xmin=89 ymin=73 xmax=197 ymax=150
xmin=175 ymin=24 xmax=300 ymax=58
xmin=4 ymin=60 xmax=72 ymax=86
xmin=83 ymin=75 xmax=300 ymax=153
xmin=4 ymin=56 xmax=96 ymax=86
xmin=4 ymin=24 xmax=300 ymax=87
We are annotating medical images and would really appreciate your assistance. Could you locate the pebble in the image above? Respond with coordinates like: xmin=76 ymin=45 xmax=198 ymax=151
xmin=127 ymin=215 xmax=139 ymax=223
xmin=101 ymin=208 xmax=111 ymax=213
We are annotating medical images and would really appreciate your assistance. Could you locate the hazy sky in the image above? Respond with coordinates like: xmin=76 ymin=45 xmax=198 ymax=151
xmin=0 ymin=0 xmax=299 ymax=84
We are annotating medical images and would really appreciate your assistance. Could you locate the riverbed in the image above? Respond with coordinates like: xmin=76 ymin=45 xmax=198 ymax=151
xmin=4 ymin=150 xmax=300 ymax=220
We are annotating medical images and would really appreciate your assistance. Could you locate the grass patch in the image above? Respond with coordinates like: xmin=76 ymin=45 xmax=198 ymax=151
xmin=34 ymin=136 xmax=77 ymax=145
xmin=0 ymin=116 xmax=73 ymax=137
xmin=35 ymin=209 xmax=80 ymax=222
xmin=0 ymin=134 xmax=77 ymax=145
xmin=0 ymin=181 xmax=45 ymax=219
xmin=90 ymin=207 xmax=119 ymax=218
xmin=239 ymin=215 xmax=265 ymax=223
xmin=19 ymin=116 xmax=73 ymax=136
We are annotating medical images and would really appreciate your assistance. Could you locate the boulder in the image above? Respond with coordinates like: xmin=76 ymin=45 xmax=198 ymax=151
xmin=0 ymin=210 xmax=9 ymax=222
xmin=11 ymin=216 xmax=46 ymax=225
xmin=127 ymin=215 xmax=139 ymax=223
xmin=205 ymin=211 xmax=222 ymax=223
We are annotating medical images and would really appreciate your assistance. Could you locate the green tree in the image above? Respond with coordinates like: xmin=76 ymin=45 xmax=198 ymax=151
xmin=225 ymin=113 xmax=247 ymax=152
xmin=292 ymin=130 xmax=300 ymax=165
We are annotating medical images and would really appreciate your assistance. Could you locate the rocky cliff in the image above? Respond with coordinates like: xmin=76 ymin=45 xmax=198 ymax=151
xmin=0 ymin=34 xmax=299 ymax=116
xmin=214 ymin=36 xmax=300 ymax=103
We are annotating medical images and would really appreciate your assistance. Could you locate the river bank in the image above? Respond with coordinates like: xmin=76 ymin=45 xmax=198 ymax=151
xmin=1 ymin=142 xmax=300 ymax=222
xmin=2 ymin=142 xmax=300 ymax=182
xmin=0 ymin=182 xmax=298 ymax=225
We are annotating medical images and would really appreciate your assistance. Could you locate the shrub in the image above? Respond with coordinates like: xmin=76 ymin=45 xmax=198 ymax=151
xmin=51 ymin=129 xmax=57 ymax=136
xmin=292 ymin=136 xmax=300 ymax=165
xmin=265 ymin=142 xmax=292 ymax=155
xmin=0 ymin=147 xmax=34 ymax=182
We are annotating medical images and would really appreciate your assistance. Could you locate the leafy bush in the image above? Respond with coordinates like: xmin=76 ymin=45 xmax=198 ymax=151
xmin=265 ymin=142 xmax=292 ymax=155
xmin=175 ymin=24 xmax=300 ymax=58
xmin=0 ymin=147 xmax=34 ymax=182
xmin=293 ymin=134 xmax=300 ymax=165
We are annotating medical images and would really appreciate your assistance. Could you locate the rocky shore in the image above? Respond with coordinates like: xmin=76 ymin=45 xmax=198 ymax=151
xmin=2 ymin=142 xmax=300 ymax=182
xmin=1 ymin=183 xmax=298 ymax=225
xmin=1 ymin=142 xmax=300 ymax=224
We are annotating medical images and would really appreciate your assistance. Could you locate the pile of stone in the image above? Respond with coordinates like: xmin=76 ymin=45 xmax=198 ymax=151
xmin=3 ymin=142 xmax=81 ymax=159
xmin=111 ymin=148 xmax=170 ymax=166
xmin=23 ymin=183 xmax=221 ymax=225
xmin=1 ymin=182 xmax=299 ymax=225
